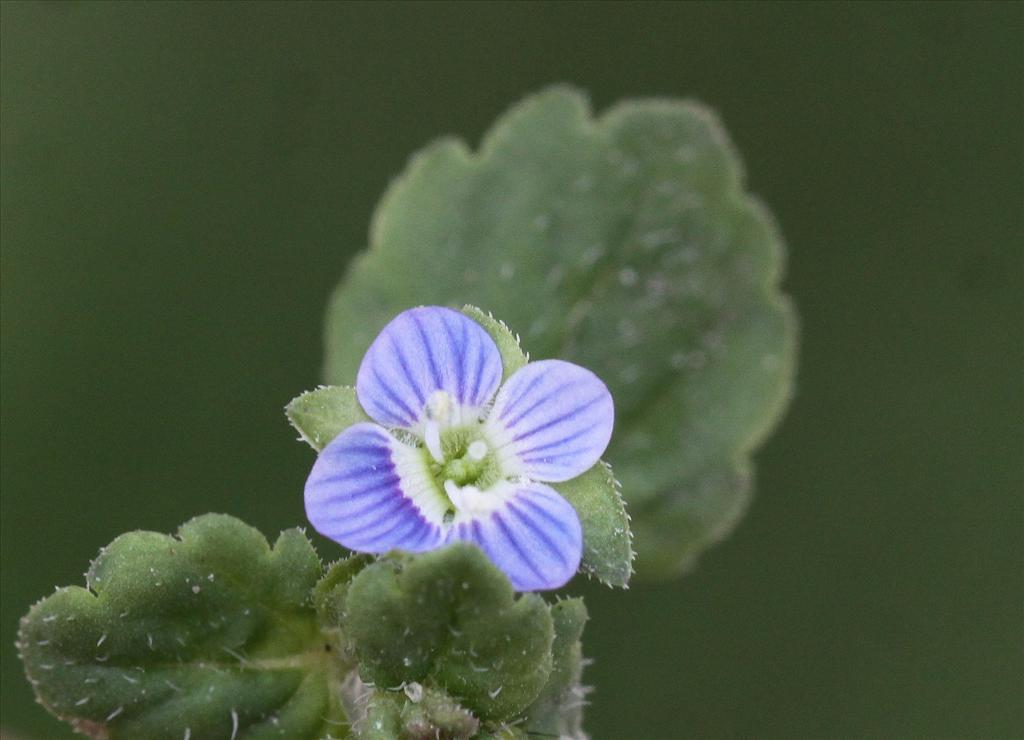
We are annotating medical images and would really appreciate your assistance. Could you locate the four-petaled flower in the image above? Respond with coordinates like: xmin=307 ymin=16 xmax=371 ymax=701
xmin=304 ymin=306 xmax=614 ymax=591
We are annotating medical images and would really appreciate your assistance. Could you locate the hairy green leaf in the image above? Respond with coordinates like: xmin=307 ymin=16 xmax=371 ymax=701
xmin=324 ymin=85 xmax=796 ymax=577
xmin=344 ymin=544 xmax=554 ymax=723
xmin=17 ymin=514 xmax=347 ymax=739
xmin=287 ymin=385 xmax=371 ymax=452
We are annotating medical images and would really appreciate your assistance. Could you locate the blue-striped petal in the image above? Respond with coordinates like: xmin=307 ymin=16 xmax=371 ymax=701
xmin=446 ymin=481 xmax=582 ymax=591
xmin=356 ymin=306 xmax=504 ymax=429
xmin=485 ymin=359 xmax=614 ymax=483
xmin=304 ymin=422 xmax=447 ymax=553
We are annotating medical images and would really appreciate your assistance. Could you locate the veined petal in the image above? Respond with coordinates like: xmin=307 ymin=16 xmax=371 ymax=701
xmin=356 ymin=306 xmax=504 ymax=429
xmin=485 ymin=359 xmax=614 ymax=482
xmin=446 ymin=481 xmax=583 ymax=592
xmin=304 ymin=422 xmax=447 ymax=553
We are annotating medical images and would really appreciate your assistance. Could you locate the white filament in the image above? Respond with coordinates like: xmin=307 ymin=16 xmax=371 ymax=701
xmin=444 ymin=479 xmax=512 ymax=517
xmin=444 ymin=480 xmax=481 ymax=514
xmin=424 ymin=420 xmax=444 ymax=463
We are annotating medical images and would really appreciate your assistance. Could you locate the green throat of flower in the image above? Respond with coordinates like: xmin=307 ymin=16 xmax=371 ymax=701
xmin=430 ymin=426 xmax=501 ymax=489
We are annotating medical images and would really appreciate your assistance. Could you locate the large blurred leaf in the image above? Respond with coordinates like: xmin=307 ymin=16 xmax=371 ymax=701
xmin=17 ymin=514 xmax=346 ymax=739
xmin=324 ymin=86 xmax=796 ymax=577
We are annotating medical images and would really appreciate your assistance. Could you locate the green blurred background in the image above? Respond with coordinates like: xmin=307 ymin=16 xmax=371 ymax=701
xmin=2 ymin=2 xmax=1021 ymax=737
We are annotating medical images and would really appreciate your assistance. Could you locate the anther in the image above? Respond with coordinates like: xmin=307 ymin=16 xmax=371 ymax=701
xmin=444 ymin=480 xmax=489 ymax=515
xmin=425 ymin=390 xmax=453 ymax=424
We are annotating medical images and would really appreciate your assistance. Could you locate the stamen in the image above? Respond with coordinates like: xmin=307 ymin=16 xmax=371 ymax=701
xmin=444 ymin=480 xmax=481 ymax=511
xmin=425 ymin=390 xmax=453 ymax=424
xmin=444 ymin=479 xmax=500 ymax=516
xmin=424 ymin=420 xmax=444 ymax=463
xmin=444 ymin=480 xmax=466 ymax=510
xmin=467 ymin=440 xmax=487 ymax=461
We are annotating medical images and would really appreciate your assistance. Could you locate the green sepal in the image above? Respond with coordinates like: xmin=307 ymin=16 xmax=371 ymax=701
xmin=286 ymin=385 xmax=371 ymax=452
xmin=17 ymin=514 xmax=348 ymax=740
xmin=552 ymin=461 xmax=634 ymax=588
xmin=460 ymin=305 xmax=528 ymax=380
xmin=343 ymin=543 xmax=554 ymax=723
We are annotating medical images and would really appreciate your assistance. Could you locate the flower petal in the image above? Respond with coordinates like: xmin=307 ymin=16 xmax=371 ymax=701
xmin=304 ymin=422 xmax=447 ymax=553
xmin=485 ymin=359 xmax=614 ymax=482
xmin=447 ymin=481 xmax=582 ymax=591
xmin=356 ymin=306 xmax=504 ymax=429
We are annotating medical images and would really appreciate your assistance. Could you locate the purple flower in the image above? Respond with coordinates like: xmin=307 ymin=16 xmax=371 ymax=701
xmin=304 ymin=306 xmax=614 ymax=591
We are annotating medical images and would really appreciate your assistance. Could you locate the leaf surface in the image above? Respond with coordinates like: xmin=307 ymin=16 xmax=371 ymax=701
xmin=343 ymin=544 xmax=554 ymax=723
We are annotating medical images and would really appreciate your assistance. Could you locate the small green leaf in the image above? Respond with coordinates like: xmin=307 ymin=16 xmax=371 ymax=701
xmin=460 ymin=305 xmax=528 ymax=379
xmin=323 ymin=86 xmax=797 ymax=577
xmin=344 ymin=543 xmax=554 ymax=723
xmin=553 ymin=461 xmax=633 ymax=588
xmin=286 ymin=385 xmax=370 ymax=451
xmin=17 ymin=514 xmax=346 ymax=739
